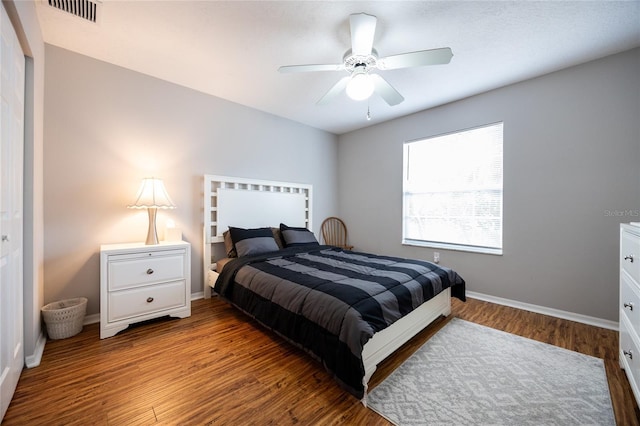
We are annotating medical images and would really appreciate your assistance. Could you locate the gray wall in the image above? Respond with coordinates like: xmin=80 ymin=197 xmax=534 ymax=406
xmin=337 ymin=48 xmax=640 ymax=322
xmin=44 ymin=45 xmax=338 ymax=316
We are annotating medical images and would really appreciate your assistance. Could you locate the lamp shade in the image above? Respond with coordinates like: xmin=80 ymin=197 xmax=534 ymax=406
xmin=128 ymin=178 xmax=176 ymax=209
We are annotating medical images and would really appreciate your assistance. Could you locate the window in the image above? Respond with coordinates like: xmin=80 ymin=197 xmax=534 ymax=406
xmin=402 ymin=122 xmax=503 ymax=254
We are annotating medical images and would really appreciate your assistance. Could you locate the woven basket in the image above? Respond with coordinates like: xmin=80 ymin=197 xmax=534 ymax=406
xmin=41 ymin=297 xmax=88 ymax=340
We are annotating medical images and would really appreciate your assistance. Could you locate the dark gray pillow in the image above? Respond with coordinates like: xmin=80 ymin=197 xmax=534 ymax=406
xmin=228 ymin=227 xmax=280 ymax=257
xmin=279 ymin=223 xmax=319 ymax=247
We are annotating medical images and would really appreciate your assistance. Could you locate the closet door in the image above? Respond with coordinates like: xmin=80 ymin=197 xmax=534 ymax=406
xmin=0 ymin=2 xmax=25 ymax=420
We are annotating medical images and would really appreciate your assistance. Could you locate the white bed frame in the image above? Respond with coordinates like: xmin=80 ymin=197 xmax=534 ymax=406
xmin=202 ymin=174 xmax=312 ymax=298
xmin=202 ymin=174 xmax=451 ymax=400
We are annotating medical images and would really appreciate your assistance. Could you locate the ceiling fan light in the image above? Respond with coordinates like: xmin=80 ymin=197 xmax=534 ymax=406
xmin=346 ymin=73 xmax=374 ymax=101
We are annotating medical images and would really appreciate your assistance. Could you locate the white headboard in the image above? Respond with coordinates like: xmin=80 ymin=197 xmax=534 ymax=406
xmin=203 ymin=175 xmax=313 ymax=297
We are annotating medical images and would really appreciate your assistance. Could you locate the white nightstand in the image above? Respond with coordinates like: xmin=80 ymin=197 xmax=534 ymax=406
xmin=100 ymin=241 xmax=191 ymax=339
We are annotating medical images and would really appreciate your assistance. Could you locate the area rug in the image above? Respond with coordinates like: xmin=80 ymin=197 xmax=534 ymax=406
xmin=367 ymin=318 xmax=615 ymax=426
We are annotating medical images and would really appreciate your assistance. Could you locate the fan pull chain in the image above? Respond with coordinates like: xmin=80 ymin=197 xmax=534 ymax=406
xmin=366 ymin=103 xmax=372 ymax=121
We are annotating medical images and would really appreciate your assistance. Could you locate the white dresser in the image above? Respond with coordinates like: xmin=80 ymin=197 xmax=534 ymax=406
xmin=620 ymin=223 xmax=640 ymax=405
xmin=100 ymin=241 xmax=191 ymax=339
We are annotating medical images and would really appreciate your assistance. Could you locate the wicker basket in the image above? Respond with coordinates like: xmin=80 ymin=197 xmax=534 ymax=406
xmin=41 ymin=297 xmax=88 ymax=340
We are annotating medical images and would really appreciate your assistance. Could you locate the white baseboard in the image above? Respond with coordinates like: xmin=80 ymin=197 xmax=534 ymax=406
xmin=84 ymin=313 xmax=100 ymax=325
xmin=191 ymin=291 xmax=204 ymax=301
xmin=25 ymin=331 xmax=46 ymax=368
xmin=466 ymin=291 xmax=618 ymax=331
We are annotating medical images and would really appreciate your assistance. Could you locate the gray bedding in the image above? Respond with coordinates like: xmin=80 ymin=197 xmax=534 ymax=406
xmin=214 ymin=245 xmax=466 ymax=399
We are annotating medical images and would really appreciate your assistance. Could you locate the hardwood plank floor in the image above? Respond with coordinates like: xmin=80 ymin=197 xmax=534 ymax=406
xmin=4 ymin=297 xmax=639 ymax=425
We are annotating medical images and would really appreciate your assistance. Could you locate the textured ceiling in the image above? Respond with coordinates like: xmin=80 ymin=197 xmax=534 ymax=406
xmin=36 ymin=1 xmax=640 ymax=135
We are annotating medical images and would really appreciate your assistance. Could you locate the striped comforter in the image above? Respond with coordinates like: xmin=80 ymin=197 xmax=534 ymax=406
xmin=214 ymin=245 xmax=466 ymax=399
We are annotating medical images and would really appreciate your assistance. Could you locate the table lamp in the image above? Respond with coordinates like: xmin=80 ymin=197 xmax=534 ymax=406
xmin=128 ymin=177 xmax=176 ymax=245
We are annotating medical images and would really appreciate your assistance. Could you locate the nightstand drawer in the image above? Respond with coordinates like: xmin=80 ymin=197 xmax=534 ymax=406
xmin=622 ymin=229 xmax=640 ymax=283
xmin=108 ymin=280 xmax=186 ymax=322
xmin=108 ymin=251 xmax=185 ymax=290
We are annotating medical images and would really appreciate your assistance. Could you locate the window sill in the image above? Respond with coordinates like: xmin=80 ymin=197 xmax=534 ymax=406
xmin=402 ymin=239 xmax=503 ymax=256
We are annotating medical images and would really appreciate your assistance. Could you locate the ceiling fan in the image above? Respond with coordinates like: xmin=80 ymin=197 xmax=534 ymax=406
xmin=278 ymin=13 xmax=453 ymax=106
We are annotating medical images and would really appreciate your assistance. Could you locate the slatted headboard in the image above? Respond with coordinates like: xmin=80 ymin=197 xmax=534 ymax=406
xmin=202 ymin=175 xmax=313 ymax=297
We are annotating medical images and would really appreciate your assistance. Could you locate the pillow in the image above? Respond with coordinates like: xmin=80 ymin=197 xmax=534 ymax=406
xmin=215 ymin=257 xmax=234 ymax=273
xmin=222 ymin=230 xmax=237 ymax=258
xmin=228 ymin=227 xmax=280 ymax=257
xmin=279 ymin=223 xmax=319 ymax=247
xmin=271 ymin=227 xmax=285 ymax=250
xmin=224 ymin=228 xmax=282 ymax=257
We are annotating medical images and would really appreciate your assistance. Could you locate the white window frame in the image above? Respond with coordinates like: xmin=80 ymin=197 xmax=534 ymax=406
xmin=402 ymin=122 xmax=504 ymax=255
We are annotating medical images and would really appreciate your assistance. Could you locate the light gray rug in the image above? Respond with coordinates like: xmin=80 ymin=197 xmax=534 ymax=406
xmin=367 ymin=318 xmax=615 ymax=426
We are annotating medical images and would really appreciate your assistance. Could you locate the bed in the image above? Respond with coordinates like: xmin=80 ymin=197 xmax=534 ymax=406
xmin=202 ymin=175 xmax=465 ymax=402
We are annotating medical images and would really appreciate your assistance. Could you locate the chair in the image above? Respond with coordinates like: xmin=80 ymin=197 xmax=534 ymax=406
xmin=321 ymin=217 xmax=353 ymax=250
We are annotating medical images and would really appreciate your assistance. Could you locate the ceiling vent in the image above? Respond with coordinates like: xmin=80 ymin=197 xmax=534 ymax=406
xmin=46 ymin=0 xmax=102 ymax=24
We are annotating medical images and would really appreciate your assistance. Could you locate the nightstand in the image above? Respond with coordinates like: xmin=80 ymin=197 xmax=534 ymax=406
xmin=100 ymin=241 xmax=191 ymax=339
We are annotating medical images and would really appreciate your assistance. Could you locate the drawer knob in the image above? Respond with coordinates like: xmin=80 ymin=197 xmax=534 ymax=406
xmin=146 ymin=268 xmax=154 ymax=275
xmin=147 ymin=297 xmax=154 ymax=303
xmin=624 ymin=255 xmax=635 ymax=263
xmin=624 ymin=350 xmax=633 ymax=360
xmin=624 ymin=302 xmax=634 ymax=311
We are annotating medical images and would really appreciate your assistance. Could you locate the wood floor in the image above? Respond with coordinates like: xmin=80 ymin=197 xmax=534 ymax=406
xmin=4 ymin=296 xmax=639 ymax=425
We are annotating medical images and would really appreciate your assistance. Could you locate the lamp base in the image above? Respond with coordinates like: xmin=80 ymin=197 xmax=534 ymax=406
xmin=145 ymin=207 xmax=159 ymax=245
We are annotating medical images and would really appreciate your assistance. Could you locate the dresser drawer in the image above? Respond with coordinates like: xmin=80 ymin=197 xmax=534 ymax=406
xmin=621 ymin=316 xmax=640 ymax=398
xmin=621 ymin=228 xmax=640 ymax=283
xmin=621 ymin=271 xmax=640 ymax=336
xmin=108 ymin=280 xmax=186 ymax=322
xmin=108 ymin=250 xmax=185 ymax=291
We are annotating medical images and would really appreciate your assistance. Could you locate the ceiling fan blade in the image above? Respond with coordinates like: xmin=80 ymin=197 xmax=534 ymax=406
xmin=371 ymin=74 xmax=404 ymax=106
xmin=279 ymin=63 xmax=344 ymax=73
xmin=350 ymin=13 xmax=377 ymax=56
xmin=317 ymin=76 xmax=350 ymax=105
xmin=378 ymin=47 xmax=453 ymax=70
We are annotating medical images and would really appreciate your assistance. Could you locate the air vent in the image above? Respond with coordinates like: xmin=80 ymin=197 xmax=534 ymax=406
xmin=47 ymin=0 xmax=101 ymax=23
